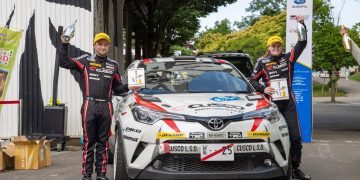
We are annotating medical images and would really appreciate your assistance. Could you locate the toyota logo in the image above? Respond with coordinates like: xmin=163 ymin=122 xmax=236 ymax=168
xmin=208 ymin=118 xmax=224 ymax=130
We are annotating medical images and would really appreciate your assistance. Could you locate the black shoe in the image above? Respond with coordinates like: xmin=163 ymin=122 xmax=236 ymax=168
xmin=293 ymin=168 xmax=311 ymax=180
xmin=97 ymin=173 xmax=109 ymax=180
xmin=81 ymin=173 xmax=92 ymax=180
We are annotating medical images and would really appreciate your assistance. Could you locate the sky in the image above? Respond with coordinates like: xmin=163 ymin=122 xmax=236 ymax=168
xmin=199 ymin=0 xmax=360 ymax=31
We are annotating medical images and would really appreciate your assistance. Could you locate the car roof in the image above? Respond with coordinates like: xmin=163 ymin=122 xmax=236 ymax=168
xmin=199 ymin=52 xmax=250 ymax=59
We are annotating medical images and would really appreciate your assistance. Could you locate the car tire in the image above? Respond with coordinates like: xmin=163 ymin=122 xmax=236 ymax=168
xmin=114 ymin=129 xmax=132 ymax=180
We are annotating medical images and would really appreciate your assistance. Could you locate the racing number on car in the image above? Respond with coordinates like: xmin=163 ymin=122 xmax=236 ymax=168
xmin=201 ymin=144 xmax=234 ymax=161
xmin=222 ymin=146 xmax=233 ymax=155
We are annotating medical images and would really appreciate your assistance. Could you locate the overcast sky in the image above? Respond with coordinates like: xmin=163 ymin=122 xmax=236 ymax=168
xmin=200 ymin=0 xmax=360 ymax=31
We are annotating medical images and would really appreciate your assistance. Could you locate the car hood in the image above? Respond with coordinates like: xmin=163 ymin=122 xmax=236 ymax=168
xmin=138 ymin=93 xmax=265 ymax=117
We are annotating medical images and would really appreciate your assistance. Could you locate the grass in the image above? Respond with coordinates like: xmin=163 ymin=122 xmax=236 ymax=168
xmin=313 ymin=81 xmax=347 ymax=97
xmin=349 ymin=72 xmax=360 ymax=82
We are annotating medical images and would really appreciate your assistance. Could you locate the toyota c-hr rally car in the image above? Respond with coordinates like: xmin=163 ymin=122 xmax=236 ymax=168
xmin=110 ymin=56 xmax=291 ymax=180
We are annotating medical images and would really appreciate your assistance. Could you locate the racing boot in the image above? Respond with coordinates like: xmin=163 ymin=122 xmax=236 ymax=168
xmin=81 ymin=173 xmax=92 ymax=180
xmin=96 ymin=173 xmax=109 ymax=180
xmin=292 ymin=168 xmax=311 ymax=180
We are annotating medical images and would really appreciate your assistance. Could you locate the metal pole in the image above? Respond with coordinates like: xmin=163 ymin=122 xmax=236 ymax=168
xmin=117 ymin=0 xmax=125 ymax=74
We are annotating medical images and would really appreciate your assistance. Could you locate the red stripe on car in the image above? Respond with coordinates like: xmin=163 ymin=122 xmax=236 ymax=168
xmin=134 ymin=93 xmax=166 ymax=112
xmin=163 ymin=119 xmax=181 ymax=133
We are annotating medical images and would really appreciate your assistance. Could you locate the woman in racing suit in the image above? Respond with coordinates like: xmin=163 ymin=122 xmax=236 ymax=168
xmin=249 ymin=15 xmax=311 ymax=180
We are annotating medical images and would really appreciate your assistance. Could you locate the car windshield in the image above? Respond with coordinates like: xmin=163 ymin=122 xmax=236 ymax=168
xmin=218 ymin=56 xmax=253 ymax=78
xmin=138 ymin=61 xmax=252 ymax=94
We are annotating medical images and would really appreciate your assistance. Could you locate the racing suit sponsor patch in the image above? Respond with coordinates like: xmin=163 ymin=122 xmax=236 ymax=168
xmin=90 ymin=62 xmax=101 ymax=67
xmin=246 ymin=131 xmax=270 ymax=138
xmin=156 ymin=132 xmax=186 ymax=139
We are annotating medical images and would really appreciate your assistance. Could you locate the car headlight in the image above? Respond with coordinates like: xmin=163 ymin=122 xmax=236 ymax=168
xmin=243 ymin=105 xmax=281 ymax=124
xmin=132 ymin=105 xmax=185 ymax=124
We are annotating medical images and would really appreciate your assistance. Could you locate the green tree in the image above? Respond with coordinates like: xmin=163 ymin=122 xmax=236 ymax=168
xmin=312 ymin=0 xmax=359 ymax=102
xmin=136 ymin=0 xmax=237 ymax=58
xmin=204 ymin=18 xmax=233 ymax=35
xmin=169 ymin=45 xmax=194 ymax=56
xmin=196 ymin=12 xmax=286 ymax=62
xmin=234 ymin=0 xmax=285 ymax=29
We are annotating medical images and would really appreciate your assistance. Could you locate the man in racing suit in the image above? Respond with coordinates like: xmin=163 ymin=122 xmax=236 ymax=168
xmin=250 ymin=16 xmax=311 ymax=180
xmin=59 ymin=32 xmax=128 ymax=180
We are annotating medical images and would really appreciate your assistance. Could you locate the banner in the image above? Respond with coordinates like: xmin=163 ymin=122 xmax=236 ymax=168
xmin=0 ymin=27 xmax=22 ymax=111
xmin=286 ymin=0 xmax=313 ymax=142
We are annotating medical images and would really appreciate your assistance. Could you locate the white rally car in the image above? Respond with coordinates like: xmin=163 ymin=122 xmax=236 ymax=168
xmin=110 ymin=56 xmax=291 ymax=180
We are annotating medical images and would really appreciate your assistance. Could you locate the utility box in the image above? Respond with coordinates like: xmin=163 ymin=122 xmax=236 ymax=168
xmin=43 ymin=105 xmax=68 ymax=137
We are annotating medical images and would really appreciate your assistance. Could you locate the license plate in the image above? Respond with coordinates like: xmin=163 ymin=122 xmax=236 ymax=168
xmin=200 ymin=144 xmax=234 ymax=161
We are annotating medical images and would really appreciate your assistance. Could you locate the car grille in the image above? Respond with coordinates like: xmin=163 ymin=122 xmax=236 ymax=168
xmin=155 ymin=153 xmax=272 ymax=172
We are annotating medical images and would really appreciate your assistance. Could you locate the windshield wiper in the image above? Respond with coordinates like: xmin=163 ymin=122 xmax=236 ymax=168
xmin=233 ymin=91 xmax=252 ymax=93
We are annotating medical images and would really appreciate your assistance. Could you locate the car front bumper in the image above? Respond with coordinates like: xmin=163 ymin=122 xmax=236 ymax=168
xmin=126 ymin=153 xmax=287 ymax=179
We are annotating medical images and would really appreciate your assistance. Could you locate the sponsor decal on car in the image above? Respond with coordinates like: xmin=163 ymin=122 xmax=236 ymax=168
xmin=236 ymin=144 xmax=265 ymax=152
xmin=189 ymin=132 xmax=205 ymax=139
xmin=188 ymin=103 xmax=245 ymax=113
xmin=123 ymin=135 xmax=138 ymax=142
xmin=246 ymin=131 xmax=271 ymax=138
xmin=279 ymin=125 xmax=288 ymax=131
xmin=168 ymin=145 xmax=199 ymax=153
xmin=282 ymin=133 xmax=289 ymax=137
xmin=123 ymin=127 xmax=142 ymax=133
xmin=210 ymin=96 xmax=243 ymax=102
xmin=246 ymin=95 xmax=263 ymax=101
xmin=228 ymin=132 xmax=242 ymax=139
xmin=201 ymin=144 xmax=234 ymax=161
xmin=207 ymin=132 xmax=226 ymax=139
xmin=156 ymin=132 xmax=186 ymax=139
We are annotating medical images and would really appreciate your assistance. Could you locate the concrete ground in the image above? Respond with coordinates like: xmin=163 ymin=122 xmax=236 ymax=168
xmin=313 ymin=77 xmax=360 ymax=104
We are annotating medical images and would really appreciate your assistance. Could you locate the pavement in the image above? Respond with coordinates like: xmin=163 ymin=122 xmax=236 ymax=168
xmin=313 ymin=77 xmax=360 ymax=104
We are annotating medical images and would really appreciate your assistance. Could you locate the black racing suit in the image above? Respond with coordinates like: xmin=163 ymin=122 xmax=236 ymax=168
xmin=250 ymin=33 xmax=307 ymax=168
xmin=59 ymin=43 xmax=128 ymax=175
